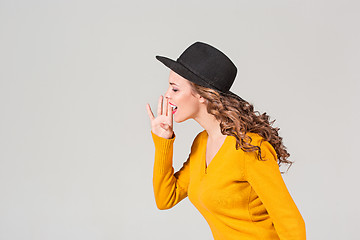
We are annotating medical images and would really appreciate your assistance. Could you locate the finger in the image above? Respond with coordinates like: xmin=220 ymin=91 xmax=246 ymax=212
xmin=165 ymin=97 xmax=169 ymax=117
xmin=160 ymin=123 xmax=169 ymax=130
xmin=157 ymin=95 xmax=163 ymax=116
xmin=146 ymin=103 xmax=155 ymax=121
xmin=167 ymin=98 xmax=173 ymax=125
xmin=167 ymin=98 xmax=170 ymax=117
xmin=162 ymin=96 xmax=167 ymax=116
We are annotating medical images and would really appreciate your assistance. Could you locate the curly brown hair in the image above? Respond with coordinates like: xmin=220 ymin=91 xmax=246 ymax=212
xmin=189 ymin=82 xmax=292 ymax=172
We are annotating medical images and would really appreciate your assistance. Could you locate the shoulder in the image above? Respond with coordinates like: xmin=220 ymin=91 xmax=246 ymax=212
xmin=191 ymin=130 xmax=206 ymax=147
xmin=198 ymin=130 xmax=207 ymax=139
xmin=185 ymin=130 xmax=206 ymax=157
xmin=244 ymin=132 xmax=278 ymax=161
xmin=246 ymin=132 xmax=264 ymax=146
xmin=186 ymin=130 xmax=208 ymax=153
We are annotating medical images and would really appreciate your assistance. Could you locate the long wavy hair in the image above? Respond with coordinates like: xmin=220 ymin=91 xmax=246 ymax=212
xmin=189 ymin=82 xmax=292 ymax=171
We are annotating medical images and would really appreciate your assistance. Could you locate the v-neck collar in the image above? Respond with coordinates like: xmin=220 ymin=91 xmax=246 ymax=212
xmin=202 ymin=131 xmax=229 ymax=174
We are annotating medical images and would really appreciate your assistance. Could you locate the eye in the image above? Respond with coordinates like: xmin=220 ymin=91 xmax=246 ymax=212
xmin=172 ymin=89 xmax=178 ymax=92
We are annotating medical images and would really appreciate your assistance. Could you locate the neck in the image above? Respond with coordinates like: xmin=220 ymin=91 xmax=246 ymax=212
xmin=193 ymin=106 xmax=225 ymax=141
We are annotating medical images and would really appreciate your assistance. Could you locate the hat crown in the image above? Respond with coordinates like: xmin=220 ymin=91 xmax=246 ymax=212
xmin=177 ymin=42 xmax=237 ymax=92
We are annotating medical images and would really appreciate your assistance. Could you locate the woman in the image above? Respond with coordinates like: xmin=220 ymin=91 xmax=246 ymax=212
xmin=146 ymin=42 xmax=306 ymax=240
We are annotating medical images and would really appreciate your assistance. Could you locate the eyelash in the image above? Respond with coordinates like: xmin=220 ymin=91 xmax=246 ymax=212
xmin=172 ymin=89 xmax=178 ymax=92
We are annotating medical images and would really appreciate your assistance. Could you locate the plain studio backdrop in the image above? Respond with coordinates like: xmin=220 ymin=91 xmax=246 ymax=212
xmin=0 ymin=0 xmax=359 ymax=239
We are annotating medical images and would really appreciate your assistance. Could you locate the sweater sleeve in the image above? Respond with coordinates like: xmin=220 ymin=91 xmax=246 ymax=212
xmin=245 ymin=140 xmax=306 ymax=240
xmin=151 ymin=131 xmax=191 ymax=210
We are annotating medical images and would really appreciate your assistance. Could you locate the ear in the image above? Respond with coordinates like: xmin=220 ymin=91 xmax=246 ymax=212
xmin=198 ymin=95 xmax=206 ymax=104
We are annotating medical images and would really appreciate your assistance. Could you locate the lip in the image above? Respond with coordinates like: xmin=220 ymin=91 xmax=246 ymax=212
xmin=169 ymin=102 xmax=177 ymax=114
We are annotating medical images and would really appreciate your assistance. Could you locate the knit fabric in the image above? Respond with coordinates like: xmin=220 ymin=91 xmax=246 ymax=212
xmin=151 ymin=130 xmax=306 ymax=240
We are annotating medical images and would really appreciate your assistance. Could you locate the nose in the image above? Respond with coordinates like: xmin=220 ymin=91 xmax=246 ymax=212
xmin=165 ymin=87 xmax=171 ymax=100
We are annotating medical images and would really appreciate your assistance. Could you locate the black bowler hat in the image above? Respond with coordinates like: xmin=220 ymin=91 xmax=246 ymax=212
xmin=156 ymin=42 xmax=243 ymax=101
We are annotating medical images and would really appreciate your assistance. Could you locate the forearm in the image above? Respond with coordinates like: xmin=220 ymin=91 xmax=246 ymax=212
xmin=152 ymin=131 xmax=187 ymax=210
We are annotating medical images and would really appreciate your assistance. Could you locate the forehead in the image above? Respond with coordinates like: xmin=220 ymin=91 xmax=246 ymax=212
xmin=168 ymin=70 xmax=189 ymax=86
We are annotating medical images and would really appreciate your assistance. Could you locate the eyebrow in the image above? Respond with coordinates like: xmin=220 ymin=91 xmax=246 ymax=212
xmin=169 ymin=82 xmax=179 ymax=86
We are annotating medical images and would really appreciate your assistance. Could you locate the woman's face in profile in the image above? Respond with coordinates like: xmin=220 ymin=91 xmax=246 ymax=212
xmin=165 ymin=71 xmax=202 ymax=123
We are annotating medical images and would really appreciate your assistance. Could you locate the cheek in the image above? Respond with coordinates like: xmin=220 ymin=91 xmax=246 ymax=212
xmin=183 ymin=99 xmax=199 ymax=114
xmin=176 ymin=93 xmax=199 ymax=113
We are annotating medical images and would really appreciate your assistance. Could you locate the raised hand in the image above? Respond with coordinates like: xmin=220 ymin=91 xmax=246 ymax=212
xmin=146 ymin=95 xmax=174 ymax=139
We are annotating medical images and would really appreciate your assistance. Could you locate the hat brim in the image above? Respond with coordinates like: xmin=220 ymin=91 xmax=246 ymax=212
xmin=155 ymin=55 xmax=244 ymax=102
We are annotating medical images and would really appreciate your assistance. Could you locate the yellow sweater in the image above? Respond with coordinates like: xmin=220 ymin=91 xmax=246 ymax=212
xmin=151 ymin=130 xmax=306 ymax=240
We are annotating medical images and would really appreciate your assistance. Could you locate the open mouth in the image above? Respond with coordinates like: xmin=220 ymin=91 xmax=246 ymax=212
xmin=169 ymin=102 xmax=178 ymax=114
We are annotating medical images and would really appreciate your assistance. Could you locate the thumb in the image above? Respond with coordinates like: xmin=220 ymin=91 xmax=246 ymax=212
xmin=160 ymin=123 xmax=170 ymax=130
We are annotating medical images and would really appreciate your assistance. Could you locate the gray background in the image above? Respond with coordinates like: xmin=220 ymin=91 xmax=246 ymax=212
xmin=0 ymin=0 xmax=359 ymax=239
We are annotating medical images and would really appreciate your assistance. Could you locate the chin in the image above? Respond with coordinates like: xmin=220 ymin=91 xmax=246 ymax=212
xmin=174 ymin=115 xmax=190 ymax=123
xmin=174 ymin=118 xmax=182 ymax=123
